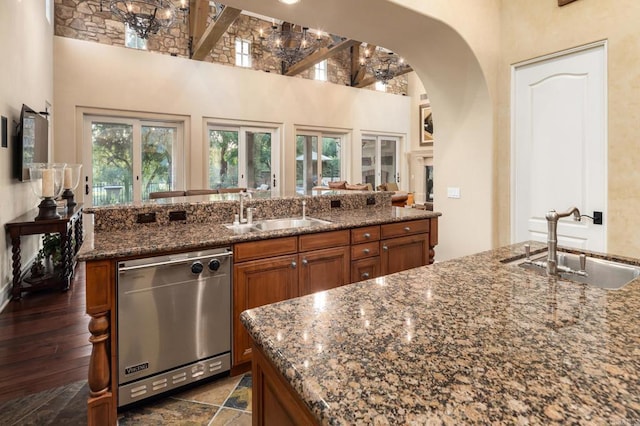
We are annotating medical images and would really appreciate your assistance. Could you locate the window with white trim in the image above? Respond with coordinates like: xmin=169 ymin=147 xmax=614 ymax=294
xmin=314 ymin=60 xmax=328 ymax=81
xmin=125 ymin=24 xmax=147 ymax=50
xmin=235 ymin=38 xmax=252 ymax=67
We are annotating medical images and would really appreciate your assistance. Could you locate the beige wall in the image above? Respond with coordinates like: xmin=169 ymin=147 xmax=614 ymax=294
xmin=53 ymin=37 xmax=412 ymax=197
xmin=497 ymin=0 xmax=640 ymax=258
xmin=0 ymin=1 xmax=54 ymax=309
xmin=223 ymin=0 xmax=501 ymax=261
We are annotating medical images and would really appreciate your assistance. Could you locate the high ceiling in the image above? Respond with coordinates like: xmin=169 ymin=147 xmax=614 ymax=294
xmin=186 ymin=1 xmax=412 ymax=88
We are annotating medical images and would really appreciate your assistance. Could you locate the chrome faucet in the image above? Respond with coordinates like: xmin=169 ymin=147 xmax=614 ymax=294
xmin=239 ymin=192 xmax=252 ymax=223
xmin=545 ymin=207 xmax=581 ymax=275
xmin=302 ymin=199 xmax=307 ymax=220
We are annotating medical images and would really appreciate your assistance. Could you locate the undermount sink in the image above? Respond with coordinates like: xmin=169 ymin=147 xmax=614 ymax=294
xmin=509 ymin=250 xmax=640 ymax=290
xmin=252 ymin=217 xmax=331 ymax=231
xmin=224 ymin=217 xmax=331 ymax=234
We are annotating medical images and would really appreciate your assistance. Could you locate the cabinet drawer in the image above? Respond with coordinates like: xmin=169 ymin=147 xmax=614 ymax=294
xmin=351 ymin=241 xmax=380 ymax=260
xmin=351 ymin=257 xmax=381 ymax=283
xmin=299 ymin=230 xmax=349 ymax=252
xmin=381 ymin=219 xmax=429 ymax=239
xmin=351 ymin=226 xmax=380 ymax=244
xmin=234 ymin=237 xmax=298 ymax=262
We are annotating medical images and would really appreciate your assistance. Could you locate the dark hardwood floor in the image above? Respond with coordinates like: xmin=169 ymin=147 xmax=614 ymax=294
xmin=0 ymin=263 xmax=90 ymax=403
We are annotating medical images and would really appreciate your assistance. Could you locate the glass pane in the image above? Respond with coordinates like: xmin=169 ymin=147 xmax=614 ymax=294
xmin=380 ymin=138 xmax=397 ymax=186
xmin=246 ymin=131 xmax=271 ymax=191
xmin=141 ymin=125 xmax=176 ymax=201
xmin=91 ymin=122 xmax=133 ymax=206
xmin=321 ymin=136 xmax=340 ymax=185
xmin=296 ymin=135 xmax=318 ymax=193
xmin=361 ymin=138 xmax=376 ymax=187
xmin=209 ymin=130 xmax=239 ymax=188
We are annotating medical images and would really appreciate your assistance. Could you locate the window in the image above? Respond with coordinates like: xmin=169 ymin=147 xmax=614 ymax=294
xmin=375 ymin=81 xmax=387 ymax=92
xmin=125 ymin=24 xmax=147 ymax=50
xmin=235 ymin=38 xmax=252 ymax=67
xmin=362 ymin=135 xmax=401 ymax=188
xmin=314 ymin=60 xmax=327 ymax=81
xmin=208 ymin=125 xmax=278 ymax=192
xmin=296 ymin=131 xmax=344 ymax=193
xmin=83 ymin=115 xmax=184 ymax=206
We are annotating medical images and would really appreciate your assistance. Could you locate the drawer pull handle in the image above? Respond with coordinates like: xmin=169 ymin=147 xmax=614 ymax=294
xmin=291 ymin=261 xmax=297 ymax=268
xmin=383 ymin=245 xmax=388 ymax=251
xmin=302 ymin=259 xmax=308 ymax=265
xmin=362 ymin=272 xmax=370 ymax=279
xmin=363 ymin=233 xmax=371 ymax=239
xmin=363 ymin=248 xmax=370 ymax=254
xmin=404 ymin=227 xmax=411 ymax=232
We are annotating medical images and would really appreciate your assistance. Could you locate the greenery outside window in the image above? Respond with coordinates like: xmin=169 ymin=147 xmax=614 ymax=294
xmin=296 ymin=131 xmax=344 ymax=193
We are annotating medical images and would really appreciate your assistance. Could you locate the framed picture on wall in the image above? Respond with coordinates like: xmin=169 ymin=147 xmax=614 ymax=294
xmin=420 ymin=104 xmax=434 ymax=145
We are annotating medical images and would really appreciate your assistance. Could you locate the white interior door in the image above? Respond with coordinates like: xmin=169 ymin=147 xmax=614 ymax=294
xmin=512 ymin=42 xmax=607 ymax=251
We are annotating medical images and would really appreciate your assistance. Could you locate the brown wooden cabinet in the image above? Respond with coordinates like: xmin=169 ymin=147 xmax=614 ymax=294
xmin=233 ymin=231 xmax=349 ymax=368
xmin=298 ymin=230 xmax=350 ymax=296
xmin=233 ymin=254 xmax=298 ymax=366
xmin=380 ymin=219 xmax=430 ymax=275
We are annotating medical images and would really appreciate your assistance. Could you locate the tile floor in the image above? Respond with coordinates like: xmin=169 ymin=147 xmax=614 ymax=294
xmin=119 ymin=373 xmax=252 ymax=425
xmin=0 ymin=373 xmax=251 ymax=426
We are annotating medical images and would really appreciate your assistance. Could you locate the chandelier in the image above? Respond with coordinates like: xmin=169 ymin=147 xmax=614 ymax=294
xmin=260 ymin=24 xmax=323 ymax=68
xmin=106 ymin=0 xmax=179 ymax=39
xmin=361 ymin=47 xmax=410 ymax=85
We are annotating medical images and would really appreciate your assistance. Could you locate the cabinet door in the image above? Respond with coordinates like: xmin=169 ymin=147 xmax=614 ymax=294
xmin=351 ymin=256 xmax=381 ymax=283
xmin=298 ymin=246 xmax=350 ymax=296
xmin=380 ymin=233 xmax=429 ymax=275
xmin=233 ymin=255 xmax=298 ymax=366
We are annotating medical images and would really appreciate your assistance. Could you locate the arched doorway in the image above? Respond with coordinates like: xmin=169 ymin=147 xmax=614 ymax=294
xmin=222 ymin=0 xmax=496 ymax=260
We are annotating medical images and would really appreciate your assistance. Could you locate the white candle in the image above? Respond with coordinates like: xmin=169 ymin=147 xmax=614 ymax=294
xmin=64 ymin=167 xmax=72 ymax=189
xmin=42 ymin=169 xmax=54 ymax=198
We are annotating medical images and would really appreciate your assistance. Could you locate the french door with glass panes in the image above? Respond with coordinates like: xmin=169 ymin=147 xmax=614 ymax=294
xmin=361 ymin=135 xmax=401 ymax=188
xmin=83 ymin=116 xmax=184 ymax=206
xmin=296 ymin=132 xmax=344 ymax=193
xmin=208 ymin=125 xmax=277 ymax=192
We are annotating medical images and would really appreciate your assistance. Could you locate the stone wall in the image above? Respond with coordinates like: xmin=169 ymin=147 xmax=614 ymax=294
xmin=54 ymin=0 xmax=407 ymax=95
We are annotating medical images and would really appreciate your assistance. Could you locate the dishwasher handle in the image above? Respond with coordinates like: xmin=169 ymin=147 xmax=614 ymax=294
xmin=119 ymin=251 xmax=232 ymax=273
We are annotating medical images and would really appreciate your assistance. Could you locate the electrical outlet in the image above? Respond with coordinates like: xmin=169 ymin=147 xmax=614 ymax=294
xmin=331 ymin=200 xmax=341 ymax=208
xmin=169 ymin=210 xmax=187 ymax=221
xmin=366 ymin=196 xmax=376 ymax=206
xmin=137 ymin=212 xmax=156 ymax=223
xmin=593 ymin=211 xmax=603 ymax=225
xmin=447 ymin=187 xmax=461 ymax=199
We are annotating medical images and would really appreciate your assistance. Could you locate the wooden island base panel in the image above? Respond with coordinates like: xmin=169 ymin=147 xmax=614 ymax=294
xmin=80 ymin=199 xmax=439 ymax=425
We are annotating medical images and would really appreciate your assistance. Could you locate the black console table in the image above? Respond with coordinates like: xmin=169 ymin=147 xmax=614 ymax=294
xmin=5 ymin=204 xmax=83 ymax=300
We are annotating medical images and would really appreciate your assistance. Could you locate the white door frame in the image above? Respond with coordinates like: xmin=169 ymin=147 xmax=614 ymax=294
xmin=510 ymin=40 xmax=608 ymax=247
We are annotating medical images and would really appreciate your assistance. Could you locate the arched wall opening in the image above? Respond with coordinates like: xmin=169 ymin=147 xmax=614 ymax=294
xmin=222 ymin=0 xmax=496 ymax=260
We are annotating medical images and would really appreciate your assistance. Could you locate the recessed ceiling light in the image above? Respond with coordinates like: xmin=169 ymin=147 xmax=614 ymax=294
xmin=278 ymin=0 xmax=301 ymax=4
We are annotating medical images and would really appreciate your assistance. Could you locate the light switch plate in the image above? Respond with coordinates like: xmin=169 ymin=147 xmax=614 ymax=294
xmin=447 ymin=187 xmax=461 ymax=199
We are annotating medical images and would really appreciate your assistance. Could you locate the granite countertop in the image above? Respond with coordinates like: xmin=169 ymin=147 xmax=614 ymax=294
xmin=77 ymin=206 xmax=439 ymax=261
xmin=241 ymin=242 xmax=640 ymax=424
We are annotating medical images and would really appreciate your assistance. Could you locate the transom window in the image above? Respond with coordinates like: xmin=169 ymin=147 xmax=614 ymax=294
xmin=314 ymin=60 xmax=327 ymax=81
xmin=235 ymin=38 xmax=252 ymax=67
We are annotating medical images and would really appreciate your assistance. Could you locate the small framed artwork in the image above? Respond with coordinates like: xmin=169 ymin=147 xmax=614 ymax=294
xmin=420 ymin=104 xmax=434 ymax=145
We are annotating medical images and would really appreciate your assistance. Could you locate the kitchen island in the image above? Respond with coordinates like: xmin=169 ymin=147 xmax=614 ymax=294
xmin=241 ymin=241 xmax=640 ymax=424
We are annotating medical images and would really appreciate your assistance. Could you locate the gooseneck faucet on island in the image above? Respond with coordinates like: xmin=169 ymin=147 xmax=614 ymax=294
xmin=522 ymin=207 xmax=588 ymax=278
xmin=545 ymin=207 xmax=581 ymax=275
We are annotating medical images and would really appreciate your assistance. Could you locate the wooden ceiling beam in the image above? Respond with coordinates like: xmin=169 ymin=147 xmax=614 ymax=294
xmin=354 ymin=66 xmax=413 ymax=88
xmin=189 ymin=0 xmax=209 ymax=42
xmin=351 ymin=44 xmax=376 ymax=86
xmin=284 ymin=39 xmax=361 ymax=76
xmin=191 ymin=6 xmax=242 ymax=61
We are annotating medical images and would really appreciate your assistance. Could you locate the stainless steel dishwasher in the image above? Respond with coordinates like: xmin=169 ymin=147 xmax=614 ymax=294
xmin=117 ymin=247 xmax=232 ymax=407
